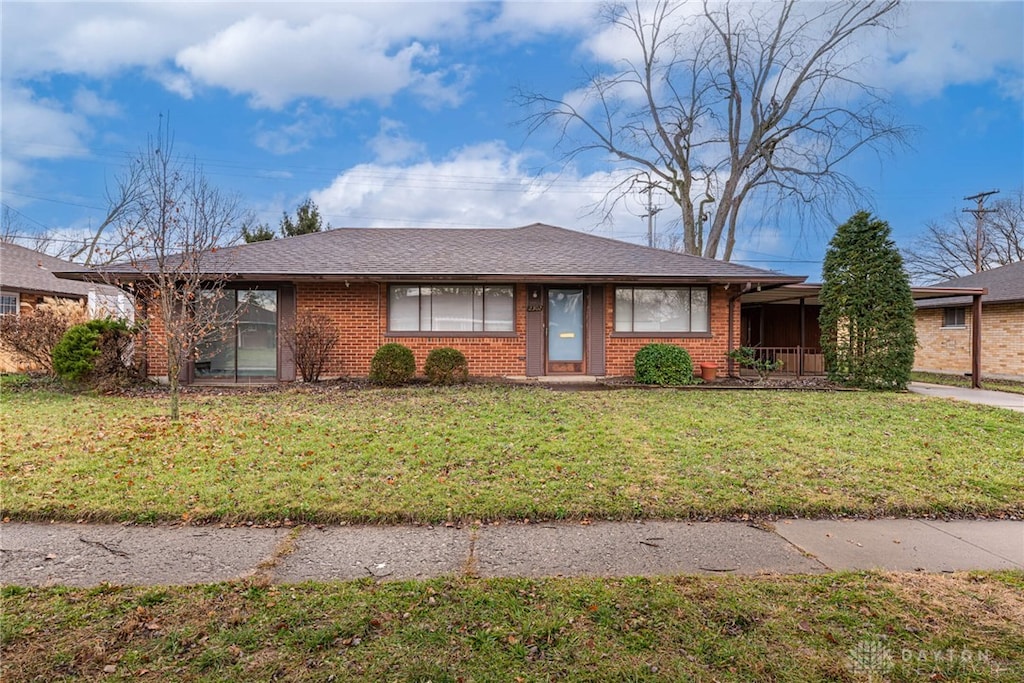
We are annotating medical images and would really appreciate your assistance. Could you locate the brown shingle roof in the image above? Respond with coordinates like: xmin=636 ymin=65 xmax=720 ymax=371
xmin=61 ymin=223 xmax=803 ymax=285
xmin=0 ymin=242 xmax=120 ymax=299
xmin=915 ymin=260 xmax=1024 ymax=308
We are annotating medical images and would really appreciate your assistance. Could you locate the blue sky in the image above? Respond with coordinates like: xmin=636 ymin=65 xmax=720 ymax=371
xmin=2 ymin=1 xmax=1021 ymax=280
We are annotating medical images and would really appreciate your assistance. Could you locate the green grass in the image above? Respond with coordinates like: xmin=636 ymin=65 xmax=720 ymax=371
xmin=911 ymin=371 xmax=1024 ymax=396
xmin=2 ymin=386 xmax=1022 ymax=523
xmin=2 ymin=572 xmax=1022 ymax=682
xmin=0 ymin=373 xmax=31 ymax=389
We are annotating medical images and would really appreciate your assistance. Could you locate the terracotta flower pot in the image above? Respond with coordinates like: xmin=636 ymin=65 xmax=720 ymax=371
xmin=699 ymin=362 xmax=718 ymax=381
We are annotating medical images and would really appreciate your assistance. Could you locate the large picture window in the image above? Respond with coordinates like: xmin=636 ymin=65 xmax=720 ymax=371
xmin=389 ymin=285 xmax=514 ymax=333
xmin=615 ymin=287 xmax=709 ymax=333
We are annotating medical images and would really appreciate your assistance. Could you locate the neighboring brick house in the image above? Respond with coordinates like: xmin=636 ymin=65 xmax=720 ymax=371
xmin=914 ymin=261 xmax=1024 ymax=381
xmin=0 ymin=243 xmax=127 ymax=371
xmin=57 ymin=223 xmax=806 ymax=383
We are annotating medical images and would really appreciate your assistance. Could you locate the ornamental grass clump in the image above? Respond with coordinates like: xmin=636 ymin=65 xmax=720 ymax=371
xmin=369 ymin=343 xmax=416 ymax=385
xmin=424 ymin=347 xmax=469 ymax=385
xmin=634 ymin=343 xmax=696 ymax=385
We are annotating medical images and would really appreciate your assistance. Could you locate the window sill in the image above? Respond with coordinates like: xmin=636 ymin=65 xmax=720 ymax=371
xmin=940 ymin=325 xmax=967 ymax=330
xmin=610 ymin=332 xmax=713 ymax=339
xmin=386 ymin=332 xmax=519 ymax=339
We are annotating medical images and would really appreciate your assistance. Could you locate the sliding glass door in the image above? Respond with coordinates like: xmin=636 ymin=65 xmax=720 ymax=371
xmin=195 ymin=289 xmax=278 ymax=382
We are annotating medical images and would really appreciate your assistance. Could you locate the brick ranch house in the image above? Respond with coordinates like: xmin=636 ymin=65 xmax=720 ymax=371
xmin=59 ymin=223 xmax=808 ymax=383
xmin=914 ymin=260 xmax=1024 ymax=382
xmin=0 ymin=243 xmax=126 ymax=372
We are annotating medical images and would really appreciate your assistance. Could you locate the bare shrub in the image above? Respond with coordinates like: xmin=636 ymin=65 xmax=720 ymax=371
xmin=285 ymin=310 xmax=339 ymax=382
xmin=0 ymin=297 xmax=87 ymax=374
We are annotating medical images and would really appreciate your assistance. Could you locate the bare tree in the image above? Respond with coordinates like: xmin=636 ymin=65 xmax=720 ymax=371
xmin=109 ymin=122 xmax=252 ymax=420
xmin=903 ymin=189 xmax=1024 ymax=283
xmin=519 ymin=0 xmax=906 ymax=260
xmin=66 ymin=159 xmax=147 ymax=266
xmin=3 ymin=163 xmax=144 ymax=266
xmin=1 ymin=205 xmax=59 ymax=254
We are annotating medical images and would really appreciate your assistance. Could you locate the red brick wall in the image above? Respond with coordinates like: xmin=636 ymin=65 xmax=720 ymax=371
xmin=139 ymin=281 xmax=741 ymax=381
xmin=296 ymin=282 xmax=530 ymax=377
xmin=140 ymin=298 xmax=169 ymax=379
xmin=603 ymin=285 xmax=737 ymax=376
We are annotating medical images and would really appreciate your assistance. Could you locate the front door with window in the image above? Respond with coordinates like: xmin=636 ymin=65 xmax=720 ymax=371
xmin=546 ymin=287 xmax=585 ymax=374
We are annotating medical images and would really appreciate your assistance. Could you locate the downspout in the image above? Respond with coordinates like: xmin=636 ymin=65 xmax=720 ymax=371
xmin=377 ymin=282 xmax=384 ymax=350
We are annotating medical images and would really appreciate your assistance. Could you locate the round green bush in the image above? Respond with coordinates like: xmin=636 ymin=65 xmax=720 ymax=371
xmin=369 ymin=343 xmax=416 ymax=385
xmin=633 ymin=343 xmax=695 ymax=385
xmin=424 ymin=347 xmax=469 ymax=385
xmin=52 ymin=319 xmax=131 ymax=383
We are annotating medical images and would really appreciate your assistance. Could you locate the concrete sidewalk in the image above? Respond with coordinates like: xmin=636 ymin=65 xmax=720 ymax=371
xmin=908 ymin=382 xmax=1024 ymax=412
xmin=2 ymin=519 xmax=1021 ymax=587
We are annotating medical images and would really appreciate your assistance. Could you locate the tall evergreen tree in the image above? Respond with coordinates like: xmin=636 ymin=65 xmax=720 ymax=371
xmin=280 ymin=198 xmax=328 ymax=237
xmin=241 ymin=222 xmax=275 ymax=243
xmin=820 ymin=211 xmax=917 ymax=390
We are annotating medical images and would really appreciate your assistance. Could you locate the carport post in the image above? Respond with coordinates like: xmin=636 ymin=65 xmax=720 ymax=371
xmin=971 ymin=293 xmax=982 ymax=389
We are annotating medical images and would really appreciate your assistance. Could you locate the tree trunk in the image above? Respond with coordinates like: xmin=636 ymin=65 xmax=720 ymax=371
xmin=168 ymin=362 xmax=180 ymax=422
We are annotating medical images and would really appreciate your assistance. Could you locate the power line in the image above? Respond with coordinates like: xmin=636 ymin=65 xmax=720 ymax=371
xmin=1 ymin=203 xmax=59 ymax=233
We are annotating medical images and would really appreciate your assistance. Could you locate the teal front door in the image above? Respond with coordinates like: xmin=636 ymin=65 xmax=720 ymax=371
xmin=546 ymin=287 xmax=585 ymax=373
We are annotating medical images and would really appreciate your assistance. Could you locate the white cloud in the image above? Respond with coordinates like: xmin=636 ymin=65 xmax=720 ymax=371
xmin=253 ymin=106 xmax=334 ymax=155
xmin=0 ymin=86 xmax=92 ymax=191
xmin=3 ymin=3 xmax=478 ymax=110
xmin=484 ymin=1 xmax=598 ymax=40
xmin=368 ymin=118 xmax=427 ymax=164
xmin=879 ymin=1 xmax=1024 ymax=100
xmin=310 ymin=141 xmax=650 ymax=240
xmin=71 ymin=88 xmax=120 ymax=117
xmin=177 ymin=13 xmax=473 ymax=109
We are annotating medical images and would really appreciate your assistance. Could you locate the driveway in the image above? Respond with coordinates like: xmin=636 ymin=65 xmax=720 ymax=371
xmin=909 ymin=382 xmax=1024 ymax=412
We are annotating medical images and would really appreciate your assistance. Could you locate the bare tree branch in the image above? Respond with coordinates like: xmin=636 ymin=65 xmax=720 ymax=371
xmin=517 ymin=0 xmax=907 ymax=260
xmin=903 ymin=188 xmax=1024 ymax=283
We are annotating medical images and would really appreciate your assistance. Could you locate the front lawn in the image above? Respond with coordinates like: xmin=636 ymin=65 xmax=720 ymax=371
xmin=2 ymin=386 xmax=1021 ymax=524
xmin=3 ymin=572 xmax=1022 ymax=681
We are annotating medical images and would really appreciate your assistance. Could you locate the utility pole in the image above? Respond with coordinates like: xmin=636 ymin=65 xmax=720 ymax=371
xmin=963 ymin=190 xmax=999 ymax=273
xmin=639 ymin=184 xmax=662 ymax=247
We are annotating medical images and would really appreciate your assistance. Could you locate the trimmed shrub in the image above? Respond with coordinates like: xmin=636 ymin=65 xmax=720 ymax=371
xmin=52 ymin=319 xmax=133 ymax=385
xmin=424 ymin=347 xmax=469 ymax=385
xmin=369 ymin=343 xmax=415 ymax=385
xmin=634 ymin=343 xmax=695 ymax=385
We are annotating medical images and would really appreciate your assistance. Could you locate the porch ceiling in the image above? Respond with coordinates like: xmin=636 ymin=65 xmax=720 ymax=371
xmin=740 ymin=283 xmax=987 ymax=307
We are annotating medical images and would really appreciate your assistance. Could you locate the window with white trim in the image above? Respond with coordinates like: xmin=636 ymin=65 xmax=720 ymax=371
xmin=615 ymin=287 xmax=709 ymax=333
xmin=389 ymin=285 xmax=514 ymax=332
xmin=942 ymin=307 xmax=966 ymax=328
xmin=0 ymin=293 xmax=19 ymax=317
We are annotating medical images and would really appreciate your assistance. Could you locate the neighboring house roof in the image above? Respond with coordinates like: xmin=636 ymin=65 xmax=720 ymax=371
xmin=914 ymin=260 xmax=1024 ymax=309
xmin=56 ymin=223 xmax=804 ymax=285
xmin=0 ymin=242 xmax=120 ymax=299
